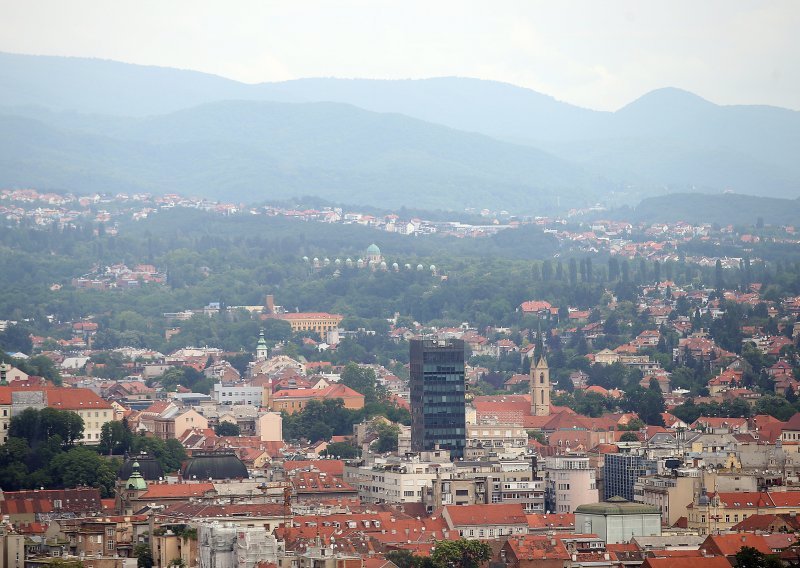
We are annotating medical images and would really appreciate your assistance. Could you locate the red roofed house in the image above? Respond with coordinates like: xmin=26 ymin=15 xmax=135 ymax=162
xmin=289 ymin=470 xmax=358 ymax=502
xmin=686 ymin=491 xmax=800 ymax=534
xmin=442 ymin=503 xmax=529 ymax=539
xmin=526 ymin=513 xmax=575 ymax=533
xmin=270 ymin=383 xmax=365 ymax=413
xmin=276 ymin=312 xmax=343 ymax=339
xmin=105 ymin=380 xmax=156 ymax=401
xmin=519 ymin=301 xmax=554 ymax=318
xmin=690 ymin=417 xmax=748 ymax=434
xmin=767 ymin=359 xmax=794 ymax=378
xmin=0 ymin=487 xmax=102 ymax=524
xmin=501 ymin=534 xmax=570 ymax=568
xmin=2 ymin=386 xmax=114 ymax=444
xmin=707 ymin=370 xmax=742 ymax=395
xmin=779 ymin=413 xmax=800 ymax=446
xmin=120 ymin=482 xmax=215 ymax=514
xmin=700 ymin=533 xmax=771 ymax=558
xmin=641 ymin=557 xmax=731 ymax=568
xmin=749 ymin=414 xmax=785 ymax=444
xmin=284 ymin=460 xmax=346 ymax=477
xmin=730 ymin=513 xmax=800 ymax=534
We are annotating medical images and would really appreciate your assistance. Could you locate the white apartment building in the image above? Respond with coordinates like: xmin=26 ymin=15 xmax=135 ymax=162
xmin=429 ymin=459 xmax=545 ymax=513
xmin=213 ymin=383 xmax=263 ymax=406
xmin=343 ymin=452 xmax=456 ymax=504
xmin=544 ymin=454 xmax=598 ymax=513
xmin=466 ymin=423 xmax=528 ymax=457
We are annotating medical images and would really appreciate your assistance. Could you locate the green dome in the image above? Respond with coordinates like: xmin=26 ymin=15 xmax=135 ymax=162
xmin=125 ymin=461 xmax=148 ymax=491
xmin=366 ymin=244 xmax=381 ymax=255
xmin=575 ymin=496 xmax=660 ymax=516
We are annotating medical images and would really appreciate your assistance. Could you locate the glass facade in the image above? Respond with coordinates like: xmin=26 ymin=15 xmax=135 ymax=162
xmin=603 ymin=453 xmax=657 ymax=502
xmin=410 ymin=339 xmax=466 ymax=459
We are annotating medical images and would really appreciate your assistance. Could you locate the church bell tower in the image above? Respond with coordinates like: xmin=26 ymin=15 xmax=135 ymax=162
xmin=530 ymin=342 xmax=551 ymax=417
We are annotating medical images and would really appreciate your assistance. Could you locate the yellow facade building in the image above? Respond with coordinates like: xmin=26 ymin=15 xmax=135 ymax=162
xmin=277 ymin=312 xmax=343 ymax=339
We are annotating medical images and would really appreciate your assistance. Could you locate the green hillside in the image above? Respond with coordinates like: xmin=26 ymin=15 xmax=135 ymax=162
xmin=0 ymin=102 xmax=600 ymax=211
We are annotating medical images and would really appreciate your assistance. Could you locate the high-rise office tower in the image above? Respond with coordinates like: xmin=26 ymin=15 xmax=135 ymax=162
xmin=410 ymin=339 xmax=466 ymax=459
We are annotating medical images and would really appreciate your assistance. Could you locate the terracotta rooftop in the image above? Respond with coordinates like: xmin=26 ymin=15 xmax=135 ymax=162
xmin=505 ymin=535 xmax=570 ymax=561
xmin=284 ymin=459 xmax=345 ymax=476
xmin=160 ymin=502 xmax=285 ymax=519
xmin=642 ymin=558 xmax=731 ymax=568
xmin=139 ymin=482 xmax=215 ymax=499
xmin=0 ymin=487 xmax=102 ymax=515
xmin=443 ymin=503 xmax=528 ymax=527
xmin=702 ymin=533 xmax=771 ymax=556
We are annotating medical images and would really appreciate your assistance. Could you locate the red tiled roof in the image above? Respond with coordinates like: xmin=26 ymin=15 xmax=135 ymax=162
xmin=647 ymin=550 xmax=702 ymax=558
xmin=506 ymin=535 xmax=570 ymax=561
xmin=161 ymin=502 xmax=284 ymax=519
xmin=0 ymin=386 xmax=112 ymax=409
xmin=279 ymin=312 xmax=342 ymax=320
xmin=607 ymin=543 xmax=640 ymax=553
xmin=142 ymin=400 xmax=173 ymax=415
xmin=691 ymin=416 xmax=747 ymax=429
xmin=443 ymin=503 xmax=527 ymax=527
xmin=520 ymin=300 xmax=553 ymax=313
xmin=526 ymin=513 xmax=574 ymax=530
xmin=782 ymin=412 xmax=800 ymax=431
xmin=284 ymin=460 xmax=345 ymax=476
xmin=763 ymin=534 xmax=798 ymax=551
xmin=763 ymin=491 xmax=800 ymax=508
xmin=0 ymin=488 xmax=102 ymax=515
xmin=642 ymin=557 xmax=731 ymax=568
xmin=290 ymin=471 xmax=356 ymax=494
xmin=140 ymin=483 xmax=214 ymax=499
xmin=702 ymin=533 xmax=772 ymax=556
xmin=273 ymin=384 xmax=363 ymax=399
xmin=473 ymin=395 xmax=530 ymax=415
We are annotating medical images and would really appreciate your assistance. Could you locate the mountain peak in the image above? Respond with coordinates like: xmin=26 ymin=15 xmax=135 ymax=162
xmin=618 ymin=87 xmax=715 ymax=114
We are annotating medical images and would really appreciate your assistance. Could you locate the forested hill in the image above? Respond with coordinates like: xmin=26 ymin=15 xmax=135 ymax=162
xmin=0 ymin=101 xmax=597 ymax=211
xmin=2 ymin=52 xmax=800 ymax=207
xmin=627 ymin=193 xmax=800 ymax=226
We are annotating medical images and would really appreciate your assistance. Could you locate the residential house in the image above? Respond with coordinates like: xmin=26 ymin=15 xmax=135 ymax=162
xmin=441 ymin=503 xmax=529 ymax=539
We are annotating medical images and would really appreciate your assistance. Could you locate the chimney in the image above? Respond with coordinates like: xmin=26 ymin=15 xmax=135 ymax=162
xmin=265 ymin=295 xmax=275 ymax=314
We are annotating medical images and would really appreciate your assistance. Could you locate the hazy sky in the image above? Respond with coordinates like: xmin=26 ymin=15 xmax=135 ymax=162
xmin=1 ymin=0 xmax=798 ymax=111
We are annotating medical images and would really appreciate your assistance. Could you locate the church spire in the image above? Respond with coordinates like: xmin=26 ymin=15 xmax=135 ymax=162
xmin=530 ymin=323 xmax=550 ymax=416
xmin=534 ymin=322 xmax=547 ymax=367
xmin=256 ymin=329 xmax=268 ymax=361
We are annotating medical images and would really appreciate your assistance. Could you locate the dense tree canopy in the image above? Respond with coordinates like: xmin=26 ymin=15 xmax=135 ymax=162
xmin=214 ymin=422 xmax=241 ymax=436
xmin=9 ymin=407 xmax=84 ymax=449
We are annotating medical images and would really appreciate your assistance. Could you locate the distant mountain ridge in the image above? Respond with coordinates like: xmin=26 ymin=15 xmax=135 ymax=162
xmin=0 ymin=101 xmax=600 ymax=210
xmin=627 ymin=193 xmax=800 ymax=226
xmin=0 ymin=51 xmax=798 ymax=208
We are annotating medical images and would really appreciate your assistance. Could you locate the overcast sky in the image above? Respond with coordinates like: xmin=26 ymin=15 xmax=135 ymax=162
xmin=1 ymin=0 xmax=798 ymax=111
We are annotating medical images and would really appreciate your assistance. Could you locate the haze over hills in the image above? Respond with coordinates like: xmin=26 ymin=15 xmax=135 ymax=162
xmin=1 ymin=51 xmax=799 ymax=210
xmin=0 ymin=101 xmax=598 ymax=210
xmin=617 ymin=193 xmax=800 ymax=226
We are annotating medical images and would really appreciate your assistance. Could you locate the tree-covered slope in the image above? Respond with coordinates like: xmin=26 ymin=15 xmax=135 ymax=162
xmin=0 ymin=101 xmax=599 ymax=211
xmin=629 ymin=192 xmax=800 ymax=225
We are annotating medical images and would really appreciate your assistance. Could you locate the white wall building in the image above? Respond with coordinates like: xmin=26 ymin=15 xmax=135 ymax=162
xmin=343 ymin=451 xmax=455 ymax=504
xmin=544 ymin=453 xmax=598 ymax=513
xmin=575 ymin=497 xmax=662 ymax=544
xmin=213 ymin=383 xmax=263 ymax=406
